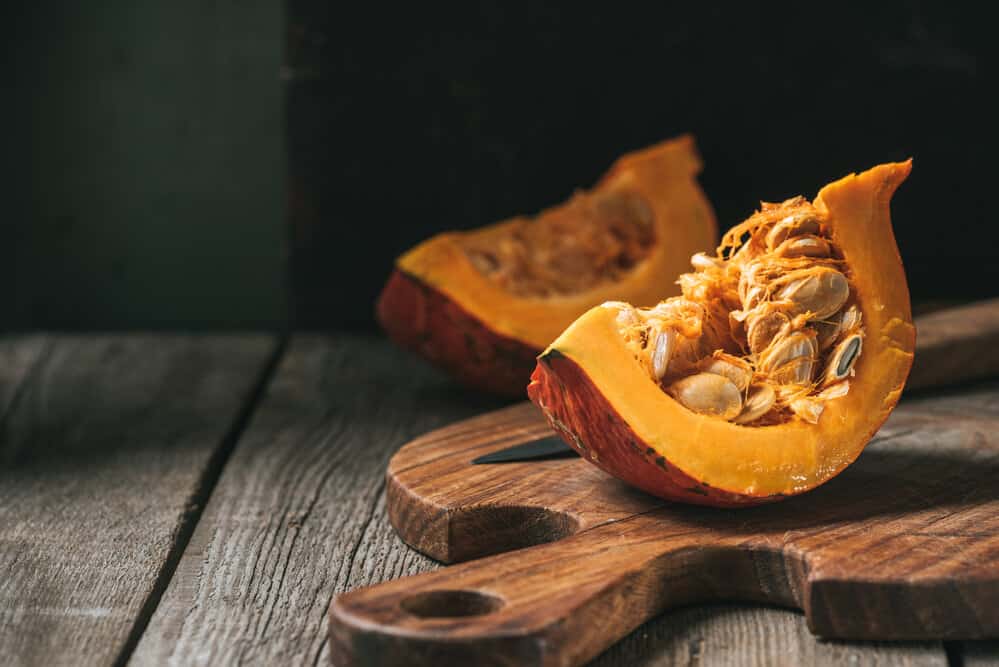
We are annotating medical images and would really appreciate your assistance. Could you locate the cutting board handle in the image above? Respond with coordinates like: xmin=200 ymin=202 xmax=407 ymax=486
xmin=909 ymin=297 xmax=999 ymax=390
xmin=329 ymin=513 xmax=765 ymax=667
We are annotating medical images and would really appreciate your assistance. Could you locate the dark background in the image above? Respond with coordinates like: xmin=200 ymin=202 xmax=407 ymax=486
xmin=6 ymin=2 xmax=997 ymax=331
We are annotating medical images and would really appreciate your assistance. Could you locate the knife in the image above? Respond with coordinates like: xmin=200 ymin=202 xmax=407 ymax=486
xmin=471 ymin=436 xmax=577 ymax=464
xmin=473 ymin=298 xmax=999 ymax=464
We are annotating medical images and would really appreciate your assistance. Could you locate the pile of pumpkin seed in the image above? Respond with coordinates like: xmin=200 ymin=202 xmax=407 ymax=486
xmin=613 ymin=196 xmax=863 ymax=425
xmin=462 ymin=191 xmax=655 ymax=298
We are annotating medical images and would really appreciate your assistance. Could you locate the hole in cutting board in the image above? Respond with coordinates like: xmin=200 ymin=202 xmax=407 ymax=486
xmin=446 ymin=505 xmax=581 ymax=562
xmin=400 ymin=590 xmax=505 ymax=618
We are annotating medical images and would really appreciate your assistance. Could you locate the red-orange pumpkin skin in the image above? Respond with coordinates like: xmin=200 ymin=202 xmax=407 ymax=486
xmin=528 ymin=350 xmax=781 ymax=507
xmin=378 ymin=270 xmax=537 ymax=396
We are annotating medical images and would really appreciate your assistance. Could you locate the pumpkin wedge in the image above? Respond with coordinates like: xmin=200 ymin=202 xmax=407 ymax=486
xmin=528 ymin=161 xmax=914 ymax=506
xmin=377 ymin=135 xmax=716 ymax=396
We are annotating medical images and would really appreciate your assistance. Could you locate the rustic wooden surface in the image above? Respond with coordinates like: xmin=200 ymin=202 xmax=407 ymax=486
xmin=0 ymin=335 xmax=276 ymax=667
xmin=593 ymin=605 xmax=948 ymax=667
xmin=1 ymin=333 xmax=997 ymax=666
xmin=907 ymin=297 xmax=999 ymax=391
xmin=130 ymin=336 xmax=508 ymax=665
xmin=332 ymin=384 xmax=999 ymax=665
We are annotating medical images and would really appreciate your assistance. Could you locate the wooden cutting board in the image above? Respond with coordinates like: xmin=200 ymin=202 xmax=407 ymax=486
xmin=330 ymin=300 xmax=999 ymax=666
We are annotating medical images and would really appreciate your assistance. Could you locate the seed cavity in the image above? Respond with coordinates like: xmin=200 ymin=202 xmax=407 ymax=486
xmin=460 ymin=190 xmax=656 ymax=297
xmin=618 ymin=195 xmax=864 ymax=425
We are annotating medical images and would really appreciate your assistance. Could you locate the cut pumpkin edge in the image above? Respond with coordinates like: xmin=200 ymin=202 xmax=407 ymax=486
xmin=391 ymin=134 xmax=718 ymax=350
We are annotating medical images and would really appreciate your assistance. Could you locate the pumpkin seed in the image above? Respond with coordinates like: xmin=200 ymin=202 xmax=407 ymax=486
xmin=651 ymin=328 xmax=677 ymax=380
xmin=746 ymin=307 xmax=791 ymax=354
xmin=738 ymin=260 xmax=764 ymax=307
xmin=776 ymin=356 xmax=817 ymax=385
xmin=691 ymin=252 xmax=723 ymax=271
xmin=766 ymin=214 xmax=821 ymax=249
xmin=610 ymin=301 xmax=639 ymax=324
xmin=698 ymin=352 xmax=753 ymax=392
xmin=775 ymin=234 xmax=831 ymax=259
xmin=839 ymin=304 xmax=862 ymax=333
xmin=814 ymin=319 xmax=840 ymax=351
xmin=790 ymin=396 xmax=824 ymax=424
xmin=734 ymin=384 xmax=777 ymax=424
xmin=818 ymin=380 xmax=850 ymax=400
xmin=777 ymin=267 xmax=849 ymax=320
xmin=824 ymin=334 xmax=862 ymax=385
xmin=758 ymin=330 xmax=818 ymax=385
xmin=743 ymin=286 xmax=765 ymax=311
xmin=815 ymin=304 xmax=861 ymax=351
xmin=667 ymin=373 xmax=743 ymax=420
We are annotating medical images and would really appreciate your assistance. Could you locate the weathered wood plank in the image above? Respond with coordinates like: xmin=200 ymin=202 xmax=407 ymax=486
xmin=592 ymin=606 xmax=946 ymax=666
xmin=135 ymin=337 xmax=953 ymax=665
xmin=0 ymin=336 xmax=49 ymax=420
xmin=965 ymin=641 xmax=999 ymax=666
xmin=0 ymin=335 xmax=276 ymax=667
xmin=131 ymin=336 xmax=508 ymax=665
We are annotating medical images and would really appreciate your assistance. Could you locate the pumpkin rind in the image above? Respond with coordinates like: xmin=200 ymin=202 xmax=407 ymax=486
xmin=377 ymin=135 xmax=716 ymax=396
xmin=377 ymin=270 xmax=538 ymax=395
xmin=527 ymin=161 xmax=915 ymax=505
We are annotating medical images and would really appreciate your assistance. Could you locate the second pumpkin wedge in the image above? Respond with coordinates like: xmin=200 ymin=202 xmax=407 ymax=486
xmin=377 ymin=135 xmax=717 ymax=396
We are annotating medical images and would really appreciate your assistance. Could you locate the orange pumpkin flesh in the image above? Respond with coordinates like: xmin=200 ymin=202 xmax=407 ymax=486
xmin=377 ymin=135 xmax=716 ymax=396
xmin=528 ymin=161 xmax=914 ymax=506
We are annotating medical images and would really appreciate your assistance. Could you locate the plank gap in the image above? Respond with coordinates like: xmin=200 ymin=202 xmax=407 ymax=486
xmin=111 ymin=334 xmax=289 ymax=667
xmin=0 ymin=337 xmax=53 ymax=460
xmin=946 ymin=641 xmax=966 ymax=667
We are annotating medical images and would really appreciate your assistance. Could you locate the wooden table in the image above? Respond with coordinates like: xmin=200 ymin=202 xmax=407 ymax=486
xmin=2 ymin=334 xmax=997 ymax=666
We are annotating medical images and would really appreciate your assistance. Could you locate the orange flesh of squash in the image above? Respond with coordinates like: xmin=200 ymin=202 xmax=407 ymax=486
xmin=528 ymin=161 xmax=914 ymax=504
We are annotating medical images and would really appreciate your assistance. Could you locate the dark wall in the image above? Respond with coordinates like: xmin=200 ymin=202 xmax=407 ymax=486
xmin=289 ymin=2 xmax=997 ymax=330
xmin=4 ymin=2 xmax=285 ymax=330
xmin=5 ymin=4 xmax=995 ymax=330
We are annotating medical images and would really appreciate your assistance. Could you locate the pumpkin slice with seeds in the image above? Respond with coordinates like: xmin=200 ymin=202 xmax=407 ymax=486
xmin=377 ymin=135 xmax=716 ymax=396
xmin=528 ymin=161 xmax=914 ymax=507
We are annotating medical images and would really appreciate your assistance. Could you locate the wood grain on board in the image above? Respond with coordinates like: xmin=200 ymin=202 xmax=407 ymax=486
xmin=0 ymin=335 xmax=275 ymax=667
xmin=331 ymin=380 xmax=999 ymax=666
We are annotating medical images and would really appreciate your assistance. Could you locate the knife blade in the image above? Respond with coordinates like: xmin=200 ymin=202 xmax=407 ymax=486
xmin=472 ymin=436 xmax=577 ymax=464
